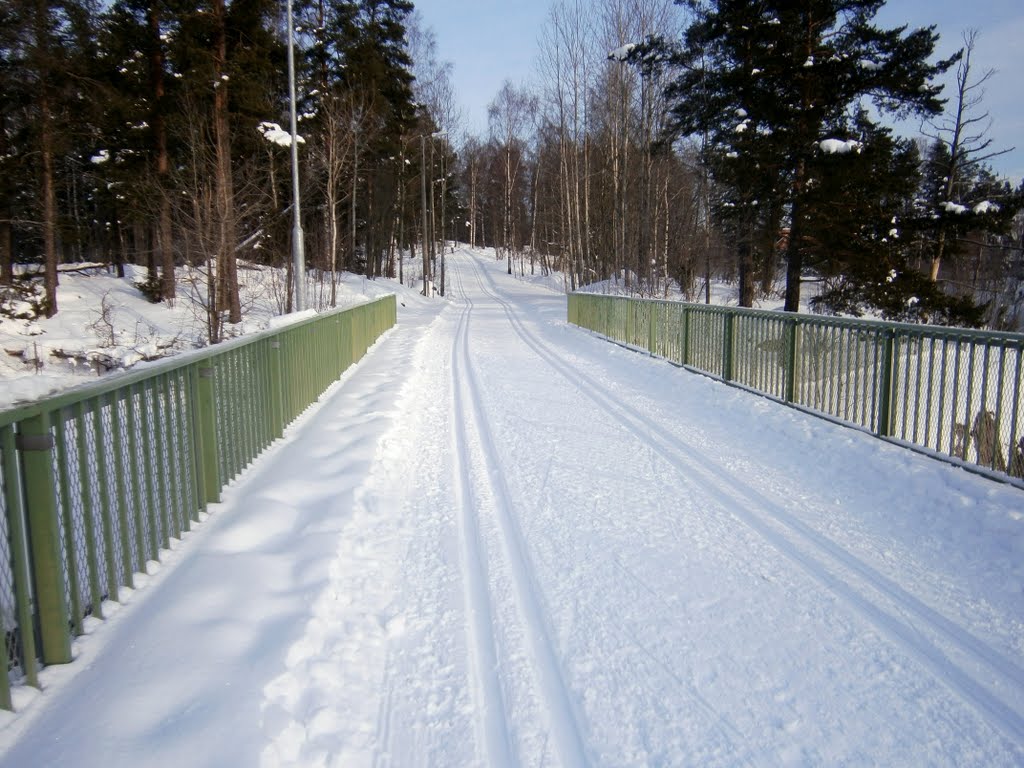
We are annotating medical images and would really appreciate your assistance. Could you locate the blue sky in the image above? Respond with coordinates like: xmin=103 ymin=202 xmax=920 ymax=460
xmin=413 ymin=0 xmax=1024 ymax=183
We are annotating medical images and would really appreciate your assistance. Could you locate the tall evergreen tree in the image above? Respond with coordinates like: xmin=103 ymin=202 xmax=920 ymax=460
xmin=5 ymin=0 xmax=103 ymax=316
xmin=97 ymin=0 xmax=179 ymax=284
xmin=168 ymin=0 xmax=283 ymax=332
xmin=299 ymin=0 xmax=417 ymax=280
xmin=662 ymin=0 xmax=957 ymax=312
xmin=0 ymin=1 xmax=23 ymax=285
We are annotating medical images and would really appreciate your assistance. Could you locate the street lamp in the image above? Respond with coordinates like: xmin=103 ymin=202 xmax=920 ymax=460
xmin=286 ymin=0 xmax=305 ymax=311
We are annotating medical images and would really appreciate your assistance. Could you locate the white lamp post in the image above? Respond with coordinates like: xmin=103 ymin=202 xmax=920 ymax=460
xmin=286 ymin=0 xmax=305 ymax=311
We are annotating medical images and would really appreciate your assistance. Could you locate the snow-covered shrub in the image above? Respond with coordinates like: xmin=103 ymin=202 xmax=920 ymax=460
xmin=134 ymin=274 xmax=165 ymax=303
xmin=0 ymin=281 xmax=47 ymax=320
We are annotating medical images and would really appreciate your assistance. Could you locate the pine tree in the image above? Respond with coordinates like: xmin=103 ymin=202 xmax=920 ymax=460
xmin=0 ymin=1 xmax=23 ymax=285
xmin=168 ymin=0 xmax=284 ymax=332
xmin=662 ymin=0 xmax=958 ymax=312
xmin=4 ymin=0 xmax=103 ymax=316
xmin=97 ymin=0 xmax=179 ymax=285
xmin=299 ymin=0 xmax=417 ymax=281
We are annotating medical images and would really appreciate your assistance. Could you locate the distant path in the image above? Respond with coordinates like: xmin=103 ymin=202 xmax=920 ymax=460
xmin=1 ymin=248 xmax=1022 ymax=767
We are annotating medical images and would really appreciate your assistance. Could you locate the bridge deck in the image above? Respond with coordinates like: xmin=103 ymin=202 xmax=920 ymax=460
xmin=1 ymin=249 xmax=1022 ymax=767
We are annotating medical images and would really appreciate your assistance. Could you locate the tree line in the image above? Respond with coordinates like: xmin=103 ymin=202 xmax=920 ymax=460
xmin=1 ymin=0 xmax=463 ymax=340
xmin=3 ymin=0 xmax=1023 ymax=336
xmin=458 ymin=0 xmax=1024 ymax=329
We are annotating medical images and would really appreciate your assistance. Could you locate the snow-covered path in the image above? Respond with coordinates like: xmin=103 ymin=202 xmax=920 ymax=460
xmin=2 ymin=248 xmax=1023 ymax=767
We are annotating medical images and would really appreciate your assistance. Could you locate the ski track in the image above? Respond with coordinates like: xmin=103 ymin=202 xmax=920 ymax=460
xmin=460 ymin=251 xmax=1024 ymax=752
xmin=448 ymin=262 xmax=590 ymax=767
xmin=449 ymin=273 xmax=515 ymax=767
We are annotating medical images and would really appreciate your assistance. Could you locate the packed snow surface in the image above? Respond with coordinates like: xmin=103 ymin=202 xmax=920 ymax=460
xmin=1 ymin=248 xmax=1022 ymax=766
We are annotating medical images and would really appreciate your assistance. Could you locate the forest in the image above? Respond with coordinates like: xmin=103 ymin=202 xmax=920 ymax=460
xmin=2 ymin=0 xmax=1023 ymax=342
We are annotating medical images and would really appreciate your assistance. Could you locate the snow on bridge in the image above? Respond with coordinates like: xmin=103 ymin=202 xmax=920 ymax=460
xmin=1 ymin=248 xmax=1022 ymax=766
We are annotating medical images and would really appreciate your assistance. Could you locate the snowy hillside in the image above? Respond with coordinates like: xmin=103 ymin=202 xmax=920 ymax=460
xmin=0 ymin=263 xmax=402 ymax=410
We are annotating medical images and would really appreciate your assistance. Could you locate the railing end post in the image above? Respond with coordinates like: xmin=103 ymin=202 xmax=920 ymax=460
xmin=17 ymin=413 xmax=72 ymax=666
xmin=877 ymin=328 xmax=896 ymax=437
xmin=785 ymin=318 xmax=799 ymax=403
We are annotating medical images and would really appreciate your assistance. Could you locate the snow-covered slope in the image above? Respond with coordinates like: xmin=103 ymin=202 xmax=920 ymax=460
xmin=0 ymin=264 xmax=403 ymax=410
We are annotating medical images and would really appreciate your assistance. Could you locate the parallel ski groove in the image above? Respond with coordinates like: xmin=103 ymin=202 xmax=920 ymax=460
xmin=450 ymin=261 xmax=591 ymax=768
xmin=449 ymin=266 xmax=515 ymax=768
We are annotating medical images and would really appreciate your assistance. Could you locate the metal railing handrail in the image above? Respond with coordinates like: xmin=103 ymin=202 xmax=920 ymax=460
xmin=0 ymin=294 xmax=398 ymax=710
xmin=568 ymin=293 xmax=1024 ymax=489
xmin=0 ymin=300 xmax=378 ymax=428
xmin=574 ymin=291 xmax=1024 ymax=343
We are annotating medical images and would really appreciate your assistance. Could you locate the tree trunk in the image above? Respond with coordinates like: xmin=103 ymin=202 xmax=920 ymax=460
xmin=469 ymin=157 xmax=478 ymax=248
xmin=40 ymin=81 xmax=59 ymax=317
xmin=350 ymin=141 xmax=358 ymax=272
xmin=738 ymin=240 xmax=755 ymax=308
xmin=213 ymin=0 xmax=240 ymax=324
xmin=784 ymin=160 xmax=807 ymax=313
xmin=505 ymin=145 xmax=513 ymax=274
xmin=0 ymin=114 xmax=11 ymax=284
xmin=148 ymin=3 xmax=175 ymax=300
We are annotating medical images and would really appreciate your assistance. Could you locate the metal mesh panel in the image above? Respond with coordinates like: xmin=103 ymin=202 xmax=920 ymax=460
xmin=150 ymin=378 xmax=171 ymax=548
xmin=163 ymin=377 xmax=184 ymax=537
xmin=0 ymin=443 xmax=25 ymax=684
xmin=237 ymin=350 xmax=252 ymax=469
xmin=892 ymin=335 xmax=1024 ymax=474
xmin=569 ymin=293 xmax=1024 ymax=484
xmin=214 ymin=360 xmax=229 ymax=485
xmin=733 ymin=314 xmax=790 ymax=400
xmin=97 ymin=398 xmax=124 ymax=594
xmin=171 ymin=371 xmax=199 ymax=524
xmin=80 ymin=401 xmax=109 ymax=613
xmin=117 ymin=393 xmax=142 ymax=578
xmin=794 ymin=324 xmax=885 ymax=430
xmin=227 ymin=352 xmax=241 ymax=478
xmin=687 ymin=310 xmax=726 ymax=377
xmin=54 ymin=415 xmax=88 ymax=632
xmin=250 ymin=346 xmax=266 ymax=460
xmin=142 ymin=383 xmax=165 ymax=553
xmin=131 ymin=386 xmax=155 ymax=565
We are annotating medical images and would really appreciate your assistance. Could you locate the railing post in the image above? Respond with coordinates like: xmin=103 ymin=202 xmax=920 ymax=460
xmin=626 ymin=299 xmax=634 ymax=345
xmin=268 ymin=339 xmax=284 ymax=440
xmin=192 ymin=364 xmax=221 ymax=506
xmin=17 ymin=413 xmax=72 ymax=665
xmin=785 ymin=318 xmax=799 ymax=403
xmin=648 ymin=302 xmax=658 ymax=355
xmin=1 ymin=425 xmax=41 ymax=690
xmin=682 ymin=306 xmax=690 ymax=367
xmin=723 ymin=313 xmax=736 ymax=382
xmin=877 ymin=328 xmax=896 ymax=437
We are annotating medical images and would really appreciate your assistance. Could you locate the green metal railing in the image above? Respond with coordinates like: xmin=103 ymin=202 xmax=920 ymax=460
xmin=0 ymin=295 xmax=397 ymax=709
xmin=569 ymin=293 xmax=1024 ymax=486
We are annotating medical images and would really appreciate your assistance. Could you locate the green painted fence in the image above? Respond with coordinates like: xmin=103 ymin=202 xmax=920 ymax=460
xmin=568 ymin=293 xmax=1024 ymax=487
xmin=0 ymin=295 xmax=397 ymax=709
